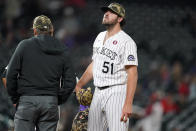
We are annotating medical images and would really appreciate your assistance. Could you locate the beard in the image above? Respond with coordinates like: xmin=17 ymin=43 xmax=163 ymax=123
xmin=102 ymin=17 xmax=118 ymax=28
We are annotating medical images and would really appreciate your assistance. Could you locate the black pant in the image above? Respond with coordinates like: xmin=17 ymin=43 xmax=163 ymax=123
xmin=14 ymin=96 xmax=59 ymax=131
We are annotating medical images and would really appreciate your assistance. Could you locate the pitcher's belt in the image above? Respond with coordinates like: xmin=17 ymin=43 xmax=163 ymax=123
xmin=97 ymin=86 xmax=109 ymax=90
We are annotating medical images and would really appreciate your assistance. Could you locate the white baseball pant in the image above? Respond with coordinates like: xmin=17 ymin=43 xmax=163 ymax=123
xmin=87 ymin=85 xmax=129 ymax=131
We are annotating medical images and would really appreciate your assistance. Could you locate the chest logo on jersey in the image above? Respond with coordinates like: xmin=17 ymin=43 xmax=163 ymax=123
xmin=93 ymin=47 xmax=117 ymax=60
xmin=113 ymin=40 xmax=118 ymax=45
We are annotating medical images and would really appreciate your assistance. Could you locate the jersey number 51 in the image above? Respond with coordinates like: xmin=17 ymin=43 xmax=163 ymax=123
xmin=102 ymin=61 xmax=114 ymax=74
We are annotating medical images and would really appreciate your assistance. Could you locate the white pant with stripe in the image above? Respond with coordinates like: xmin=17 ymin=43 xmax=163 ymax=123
xmin=87 ymin=85 xmax=129 ymax=131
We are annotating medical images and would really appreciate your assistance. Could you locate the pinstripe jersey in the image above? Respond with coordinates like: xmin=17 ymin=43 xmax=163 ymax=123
xmin=92 ymin=30 xmax=138 ymax=87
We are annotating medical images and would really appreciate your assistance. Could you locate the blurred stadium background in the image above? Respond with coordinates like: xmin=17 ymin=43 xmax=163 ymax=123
xmin=0 ymin=0 xmax=196 ymax=131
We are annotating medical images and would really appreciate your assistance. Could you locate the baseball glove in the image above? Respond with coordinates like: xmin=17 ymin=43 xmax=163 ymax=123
xmin=71 ymin=108 xmax=89 ymax=131
xmin=76 ymin=87 xmax=93 ymax=106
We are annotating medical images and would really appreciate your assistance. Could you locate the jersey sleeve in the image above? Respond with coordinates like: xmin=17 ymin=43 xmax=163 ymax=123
xmin=92 ymin=45 xmax=95 ymax=60
xmin=92 ymin=32 xmax=103 ymax=60
xmin=123 ymin=40 xmax=138 ymax=66
xmin=92 ymin=37 xmax=97 ymax=60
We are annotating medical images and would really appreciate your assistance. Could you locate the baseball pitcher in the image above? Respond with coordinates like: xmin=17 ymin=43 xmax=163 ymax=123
xmin=75 ymin=3 xmax=138 ymax=131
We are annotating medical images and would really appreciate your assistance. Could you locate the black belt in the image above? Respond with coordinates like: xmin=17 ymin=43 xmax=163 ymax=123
xmin=97 ymin=86 xmax=109 ymax=90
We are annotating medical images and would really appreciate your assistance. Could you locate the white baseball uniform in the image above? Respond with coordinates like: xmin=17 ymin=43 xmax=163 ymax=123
xmin=88 ymin=30 xmax=138 ymax=131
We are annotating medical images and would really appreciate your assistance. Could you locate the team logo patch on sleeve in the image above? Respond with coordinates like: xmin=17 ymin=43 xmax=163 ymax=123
xmin=127 ymin=55 xmax=135 ymax=61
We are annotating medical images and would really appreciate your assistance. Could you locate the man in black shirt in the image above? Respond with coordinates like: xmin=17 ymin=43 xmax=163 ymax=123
xmin=6 ymin=15 xmax=76 ymax=131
